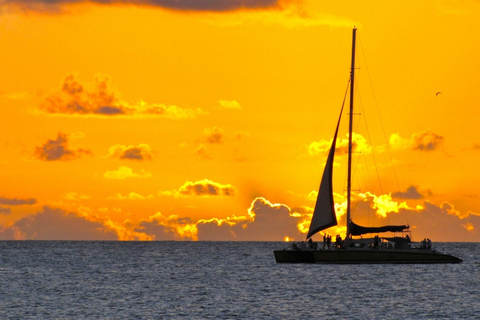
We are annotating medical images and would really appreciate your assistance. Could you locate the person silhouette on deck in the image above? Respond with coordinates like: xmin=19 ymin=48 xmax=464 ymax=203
xmin=374 ymin=235 xmax=379 ymax=249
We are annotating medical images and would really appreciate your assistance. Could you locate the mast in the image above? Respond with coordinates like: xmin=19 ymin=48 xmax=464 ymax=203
xmin=346 ymin=27 xmax=357 ymax=239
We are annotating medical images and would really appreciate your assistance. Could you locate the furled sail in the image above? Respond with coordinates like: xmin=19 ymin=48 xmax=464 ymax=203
xmin=306 ymin=107 xmax=344 ymax=240
xmin=349 ymin=221 xmax=409 ymax=236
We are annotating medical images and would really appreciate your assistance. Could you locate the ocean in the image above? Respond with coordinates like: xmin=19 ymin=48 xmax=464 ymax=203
xmin=0 ymin=241 xmax=478 ymax=319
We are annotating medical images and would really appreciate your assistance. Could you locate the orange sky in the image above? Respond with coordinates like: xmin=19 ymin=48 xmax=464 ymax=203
xmin=1 ymin=0 xmax=479 ymax=241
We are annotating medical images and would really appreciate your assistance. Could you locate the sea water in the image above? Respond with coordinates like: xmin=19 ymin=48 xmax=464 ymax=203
xmin=0 ymin=241 xmax=478 ymax=319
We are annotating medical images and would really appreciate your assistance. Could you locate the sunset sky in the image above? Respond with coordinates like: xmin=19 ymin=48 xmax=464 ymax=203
xmin=1 ymin=0 xmax=479 ymax=241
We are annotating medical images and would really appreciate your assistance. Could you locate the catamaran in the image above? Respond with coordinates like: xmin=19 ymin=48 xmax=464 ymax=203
xmin=274 ymin=28 xmax=462 ymax=264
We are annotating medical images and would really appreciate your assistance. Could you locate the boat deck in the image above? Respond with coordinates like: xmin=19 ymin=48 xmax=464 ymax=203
xmin=274 ymin=246 xmax=462 ymax=264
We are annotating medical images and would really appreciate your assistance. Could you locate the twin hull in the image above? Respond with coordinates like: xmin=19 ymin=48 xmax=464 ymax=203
xmin=273 ymin=249 xmax=462 ymax=264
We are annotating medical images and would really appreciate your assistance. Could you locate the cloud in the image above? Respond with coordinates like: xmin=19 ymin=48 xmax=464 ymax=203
xmin=332 ymin=192 xmax=401 ymax=222
xmin=38 ymin=74 xmax=202 ymax=119
xmin=167 ymin=179 xmax=237 ymax=197
xmin=411 ymin=131 xmax=445 ymax=151
xmin=440 ymin=202 xmax=480 ymax=220
xmin=64 ymin=192 xmax=91 ymax=200
xmin=34 ymin=132 xmax=92 ymax=161
xmin=0 ymin=206 xmax=154 ymax=241
xmin=199 ymin=1 xmax=355 ymax=28
xmin=134 ymin=212 xmax=198 ymax=240
xmin=194 ymin=144 xmax=212 ymax=159
xmin=0 ymin=207 xmax=12 ymax=215
xmin=218 ymin=100 xmax=242 ymax=110
xmin=204 ymin=127 xmax=224 ymax=144
xmin=337 ymin=191 xmax=480 ymax=241
xmin=308 ymin=133 xmax=371 ymax=156
xmin=1 ymin=193 xmax=478 ymax=241
xmin=98 ymin=207 xmax=122 ymax=213
xmin=106 ymin=144 xmax=154 ymax=161
xmin=2 ymin=1 xmax=356 ymax=30
xmin=197 ymin=197 xmax=305 ymax=241
xmin=108 ymin=192 xmax=154 ymax=200
xmin=390 ymin=130 xmax=444 ymax=152
xmin=0 ymin=196 xmax=37 ymax=205
xmin=392 ymin=185 xmax=432 ymax=200
xmin=406 ymin=201 xmax=480 ymax=241
xmin=360 ymin=192 xmax=412 ymax=218
xmin=239 ymin=197 xmax=304 ymax=240
xmin=0 ymin=196 xmax=37 ymax=215
xmin=125 ymin=197 xmax=306 ymax=241
xmin=2 ymin=0 xmax=285 ymax=13
xmin=103 ymin=166 xmax=152 ymax=179
xmin=0 ymin=206 xmax=118 ymax=240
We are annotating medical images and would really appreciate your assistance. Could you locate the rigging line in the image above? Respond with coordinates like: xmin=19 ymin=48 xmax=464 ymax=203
xmin=340 ymin=77 xmax=352 ymax=195
xmin=351 ymin=94 xmax=369 ymax=196
xmin=353 ymin=82 xmax=373 ymax=192
xmin=358 ymin=33 xmax=409 ymax=226
xmin=348 ymin=55 xmax=378 ymax=225
xmin=354 ymin=64 xmax=384 ymax=195
xmin=354 ymin=73 xmax=390 ymax=226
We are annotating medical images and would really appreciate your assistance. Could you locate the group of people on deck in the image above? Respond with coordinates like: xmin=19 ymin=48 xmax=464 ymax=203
xmin=422 ymin=238 xmax=432 ymax=249
xmin=307 ymin=233 xmax=428 ymax=251
xmin=321 ymin=234 xmax=344 ymax=249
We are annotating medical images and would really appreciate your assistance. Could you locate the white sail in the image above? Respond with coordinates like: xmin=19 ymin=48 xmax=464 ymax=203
xmin=306 ymin=107 xmax=344 ymax=239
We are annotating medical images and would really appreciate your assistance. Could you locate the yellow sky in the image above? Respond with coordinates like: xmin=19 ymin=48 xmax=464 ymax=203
xmin=1 ymin=0 xmax=479 ymax=241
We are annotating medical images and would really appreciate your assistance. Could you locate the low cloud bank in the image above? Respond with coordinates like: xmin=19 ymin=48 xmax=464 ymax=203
xmin=1 ymin=191 xmax=478 ymax=241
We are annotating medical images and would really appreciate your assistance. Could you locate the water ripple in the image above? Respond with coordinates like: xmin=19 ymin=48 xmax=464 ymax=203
xmin=0 ymin=241 xmax=477 ymax=319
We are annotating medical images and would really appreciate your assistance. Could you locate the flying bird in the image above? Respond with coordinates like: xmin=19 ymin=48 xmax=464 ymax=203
xmin=436 ymin=92 xmax=442 ymax=96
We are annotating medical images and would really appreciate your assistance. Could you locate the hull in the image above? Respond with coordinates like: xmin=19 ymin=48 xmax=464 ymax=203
xmin=274 ymin=248 xmax=462 ymax=264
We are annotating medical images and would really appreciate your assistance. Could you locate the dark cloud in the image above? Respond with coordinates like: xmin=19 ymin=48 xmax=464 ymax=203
xmin=412 ymin=130 xmax=444 ymax=152
xmin=403 ymin=202 xmax=480 ymax=242
xmin=2 ymin=0 xmax=282 ymax=12
xmin=107 ymin=144 xmax=154 ymax=161
xmin=197 ymin=197 xmax=304 ymax=241
xmin=149 ymin=0 xmax=280 ymax=11
xmin=392 ymin=185 xmax=431 ymax=200
xmin=34 ymin=132 xmax=91 ymax=161
xmin=41 ymin=74 xmax=125 ymax=116
xmin=0 ymin=206 xmax=118 ymax=240
xmin=39 ymin=74 xmax=200 ymax=118
xmin=204 ymin=127 xmax=224 ymax=144
xmin=0 ymin=207 xmax=12 ymax=215
xmin=0 ymin=197 xmax=37 ymax=205
xmin=135 ymin=212 xmax=197 ymax=240
xmin=130 ymin=197 xmax=306 ymax=241
xmin=178 ymin=179 xmax=236 ymax=196
xmin=136 ymin=221 xmax=176 ymax=240
xmin=347 ymin=194 xmax=480 ymax=242
xmin=194 ymin=144 xmax=211 ymax=159
xmin=196 ymin=220 xmax=239 ymax=241
xmin=122 ymin=148 xmax=144 ymax=160
xmin=94 ymin=106 xmax=125 ymax=115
